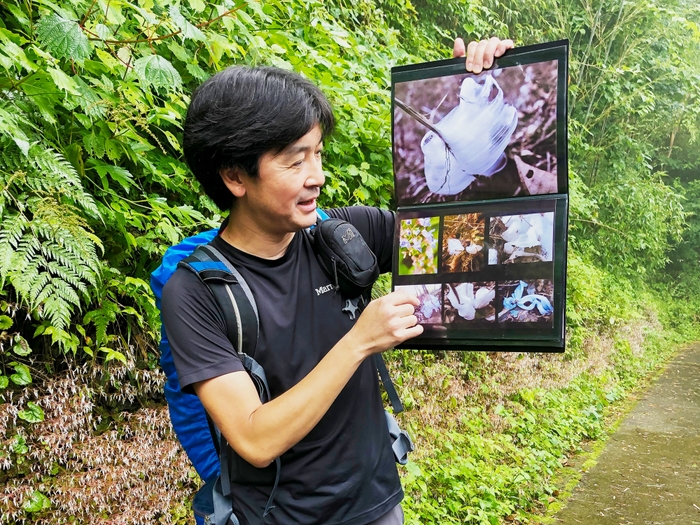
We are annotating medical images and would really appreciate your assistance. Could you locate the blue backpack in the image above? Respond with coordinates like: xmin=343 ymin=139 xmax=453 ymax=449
xmin=150 ymin=212 xmax=413 ymax=524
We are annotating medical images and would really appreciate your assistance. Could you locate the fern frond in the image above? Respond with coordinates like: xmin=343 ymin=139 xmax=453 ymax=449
xmin=29 ymin=149 xmax=99 ymax=218
xmin=42 ymin=293 xmax=73 ymax=331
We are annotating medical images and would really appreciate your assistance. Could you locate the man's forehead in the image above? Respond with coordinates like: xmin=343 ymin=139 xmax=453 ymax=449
xmin=278 ymin=126 xmax=323 ymax=156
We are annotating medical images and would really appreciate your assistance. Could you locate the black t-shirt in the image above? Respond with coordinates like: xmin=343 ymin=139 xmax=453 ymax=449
xmin=162 ymin=206 xmax=400 ymax=525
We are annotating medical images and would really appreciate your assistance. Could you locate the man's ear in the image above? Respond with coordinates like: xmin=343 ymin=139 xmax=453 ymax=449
xmin=220 ymin=167 xmax=247 ymax=198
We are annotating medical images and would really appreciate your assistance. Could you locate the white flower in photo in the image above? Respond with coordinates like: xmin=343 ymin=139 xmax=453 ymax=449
xmin=446 ymin=283 xmax=495 ymax=321
xmin=420 ymin=75 xmax=518 ymax=195
xmin=465 ymin=242 xmax=482 ymax=254
xmin=420 ymin=293 xmax=440 ymax=319
xmin=447 ymin=238 xmax=464 ymax=255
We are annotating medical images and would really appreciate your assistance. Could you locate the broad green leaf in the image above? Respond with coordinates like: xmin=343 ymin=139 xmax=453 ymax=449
xmin=10 ymin=435 xmax=28 ymax=454
xmin=0 ymin=376 xmax=8 ymax=389
xmin=47 ymin=67 xmax=80 ymax=95
xmin=170 ymin=5 xmax=206 ymax=42
xmin=133 ymin=55 xmax=182 ymax=91
xmin=10 ymin=363 xmax=31 ymax=386
xmin=188 ymin=0 xmax=207 ymax=13
xmin=94 ymin=23 xmax=112 ymax=41
xmin=36 ymin=13 xmax=91 ymax=61
xmin=12 ymin=338 xmax=32 ymax=356
xmin=0 ymin=315 xmax=12 ymax=330
xmin=18 ymin=402 xmax=45 ymax=423
xmin=22 ymin=490 xmax=51 ymax=513
xmin=91 ymin=162 xmax=137 ymax=192
xmin=100 ymin=347 xmax=127 ymax=364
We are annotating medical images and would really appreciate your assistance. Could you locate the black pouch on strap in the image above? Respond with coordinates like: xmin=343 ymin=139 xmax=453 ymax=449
xmin=311 ymin=218 xmax=379 ymax=298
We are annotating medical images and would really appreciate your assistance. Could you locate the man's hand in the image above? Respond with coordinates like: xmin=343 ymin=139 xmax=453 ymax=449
xmin=196 ymin=289 xmax=423 ymax=468
xmin=348 ymin=290 xmax=423 ymax=357
xmin=453 ymin=37 xmax=514 ymax=74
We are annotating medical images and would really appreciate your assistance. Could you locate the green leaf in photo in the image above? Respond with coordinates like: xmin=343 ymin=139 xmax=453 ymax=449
xmin=36 ymin=13 xmax=91 ymax=61
xmin=133 ymin=55 xmax=182 ymax=91
xmin=48 ymin=66 xmax=80 ymax=95
xmin=0 ymin=376 xmax=8 ymax=389
xmin=91 ymin=161 xmax=137 ymax=192
xmin=18 ymin=402 xmax=45 ymax=423
xmin=22 ymin=490 xmax=51 ymax=513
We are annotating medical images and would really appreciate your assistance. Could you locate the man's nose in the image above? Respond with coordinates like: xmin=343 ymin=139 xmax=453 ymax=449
xmin=308 ymin=157 xmax=325 ymax=186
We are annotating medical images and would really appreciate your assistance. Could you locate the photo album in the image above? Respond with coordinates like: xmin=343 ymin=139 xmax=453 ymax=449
xmin=391 ymin=40 xmax=569 ymax=351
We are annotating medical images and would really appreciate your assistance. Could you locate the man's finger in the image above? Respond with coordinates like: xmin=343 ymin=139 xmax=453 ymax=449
xmin=453 ymin=37 xmax=466 ymax=58
xmin=495 ymin=39 xmax=515 ymax=57
xmin=482 ymin=37 xmax=501 ymax=69
xmin=388 ymin=289 xmax=421 ymax=306
xmin=396 ymin=303 xmax=419 ymax=318
xmin=466 ymin=40 xmax=478 ymax=72
xmin=471 ymin=40 xmax=489 ymax=74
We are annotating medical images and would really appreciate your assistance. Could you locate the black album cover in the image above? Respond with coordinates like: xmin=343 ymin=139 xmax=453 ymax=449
xmin=391 ymin=40 xmax=569 ymax=352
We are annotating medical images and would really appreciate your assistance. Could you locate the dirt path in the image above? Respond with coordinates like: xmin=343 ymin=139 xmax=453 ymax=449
xmin=553 ymin=344 xmax=700 ymax=525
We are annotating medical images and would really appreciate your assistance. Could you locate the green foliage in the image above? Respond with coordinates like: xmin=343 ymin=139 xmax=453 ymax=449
xmin=485 ymin=0 xmax=700 ymax=274
xmin=0 ymin=0 xmax=699 ymax=523
xmin=133 ymin=55 xmax=182 ymax=90
xmin=398 ymin=323 xmax=678 ymax=525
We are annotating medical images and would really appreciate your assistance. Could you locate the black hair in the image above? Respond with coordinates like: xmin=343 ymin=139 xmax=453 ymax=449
xmin=183 ymin=66 xmax=335 ymax=211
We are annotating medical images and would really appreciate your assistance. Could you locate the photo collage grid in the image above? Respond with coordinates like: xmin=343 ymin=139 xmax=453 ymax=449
xmin=394 ymin=203 xmax=557 ymax=331
xmin=390 ymin=41 xmax=568 ymax=348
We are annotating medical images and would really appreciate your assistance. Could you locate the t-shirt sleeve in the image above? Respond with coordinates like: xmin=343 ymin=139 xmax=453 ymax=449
xmin=161 ymin=267 xmax=245 ymax=393
xmin=326 ymin=206 xmax=395 ymax=274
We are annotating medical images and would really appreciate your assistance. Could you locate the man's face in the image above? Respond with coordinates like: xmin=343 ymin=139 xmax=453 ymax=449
xmin=238 ymin=124 xmax=325 ymax=236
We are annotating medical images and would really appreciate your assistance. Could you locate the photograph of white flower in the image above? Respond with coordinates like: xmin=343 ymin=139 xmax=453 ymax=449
xmin=398 ymin=217 xmax=440 ymax=275
xmin=488 ymin=212 xmax=554 ymax=265
xmin=395 ymin=284 xmax=442 ymax=324
xmin=441 ymin=213 xmax=485 ymax=272
xmin=443 ymin=281 xmax=496 ymax=324
xmin=394 ymin=60 xmax=559 ymax=206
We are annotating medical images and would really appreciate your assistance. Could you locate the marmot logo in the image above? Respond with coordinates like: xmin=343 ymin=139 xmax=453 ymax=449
xmin=315 ymin=284 xmax=334 ymax=296
xmin=342 ymin=228 xmax=355 ymax=245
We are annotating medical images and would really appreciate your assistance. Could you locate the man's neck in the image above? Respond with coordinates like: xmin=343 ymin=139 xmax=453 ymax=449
xmin=221 ymin=207 xmax=295 ymax=260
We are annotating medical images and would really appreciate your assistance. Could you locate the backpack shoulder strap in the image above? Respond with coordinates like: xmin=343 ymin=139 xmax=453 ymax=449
xmin=177 ymin=243 xmax=281 ymax=518
xmin=374 ymin=354 xmax=404 ymax=414
xmin=178 ymin=244 xmax=260 ymax=358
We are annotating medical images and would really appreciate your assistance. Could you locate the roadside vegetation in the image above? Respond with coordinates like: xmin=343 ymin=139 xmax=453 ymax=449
xmin=1 ymin=0 xmax=699 ymax=523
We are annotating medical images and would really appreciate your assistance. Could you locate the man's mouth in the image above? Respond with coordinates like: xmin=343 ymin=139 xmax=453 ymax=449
xmin=298 ymin=196 xmax=318 ymax=207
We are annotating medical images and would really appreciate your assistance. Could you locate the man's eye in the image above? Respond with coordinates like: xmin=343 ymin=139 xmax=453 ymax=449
xmin=291 ymin=159 xmax=303 ymax=167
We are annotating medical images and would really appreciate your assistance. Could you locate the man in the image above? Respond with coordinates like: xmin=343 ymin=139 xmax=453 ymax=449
xmin=162 ymin=37 xmax=513 ymax=525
